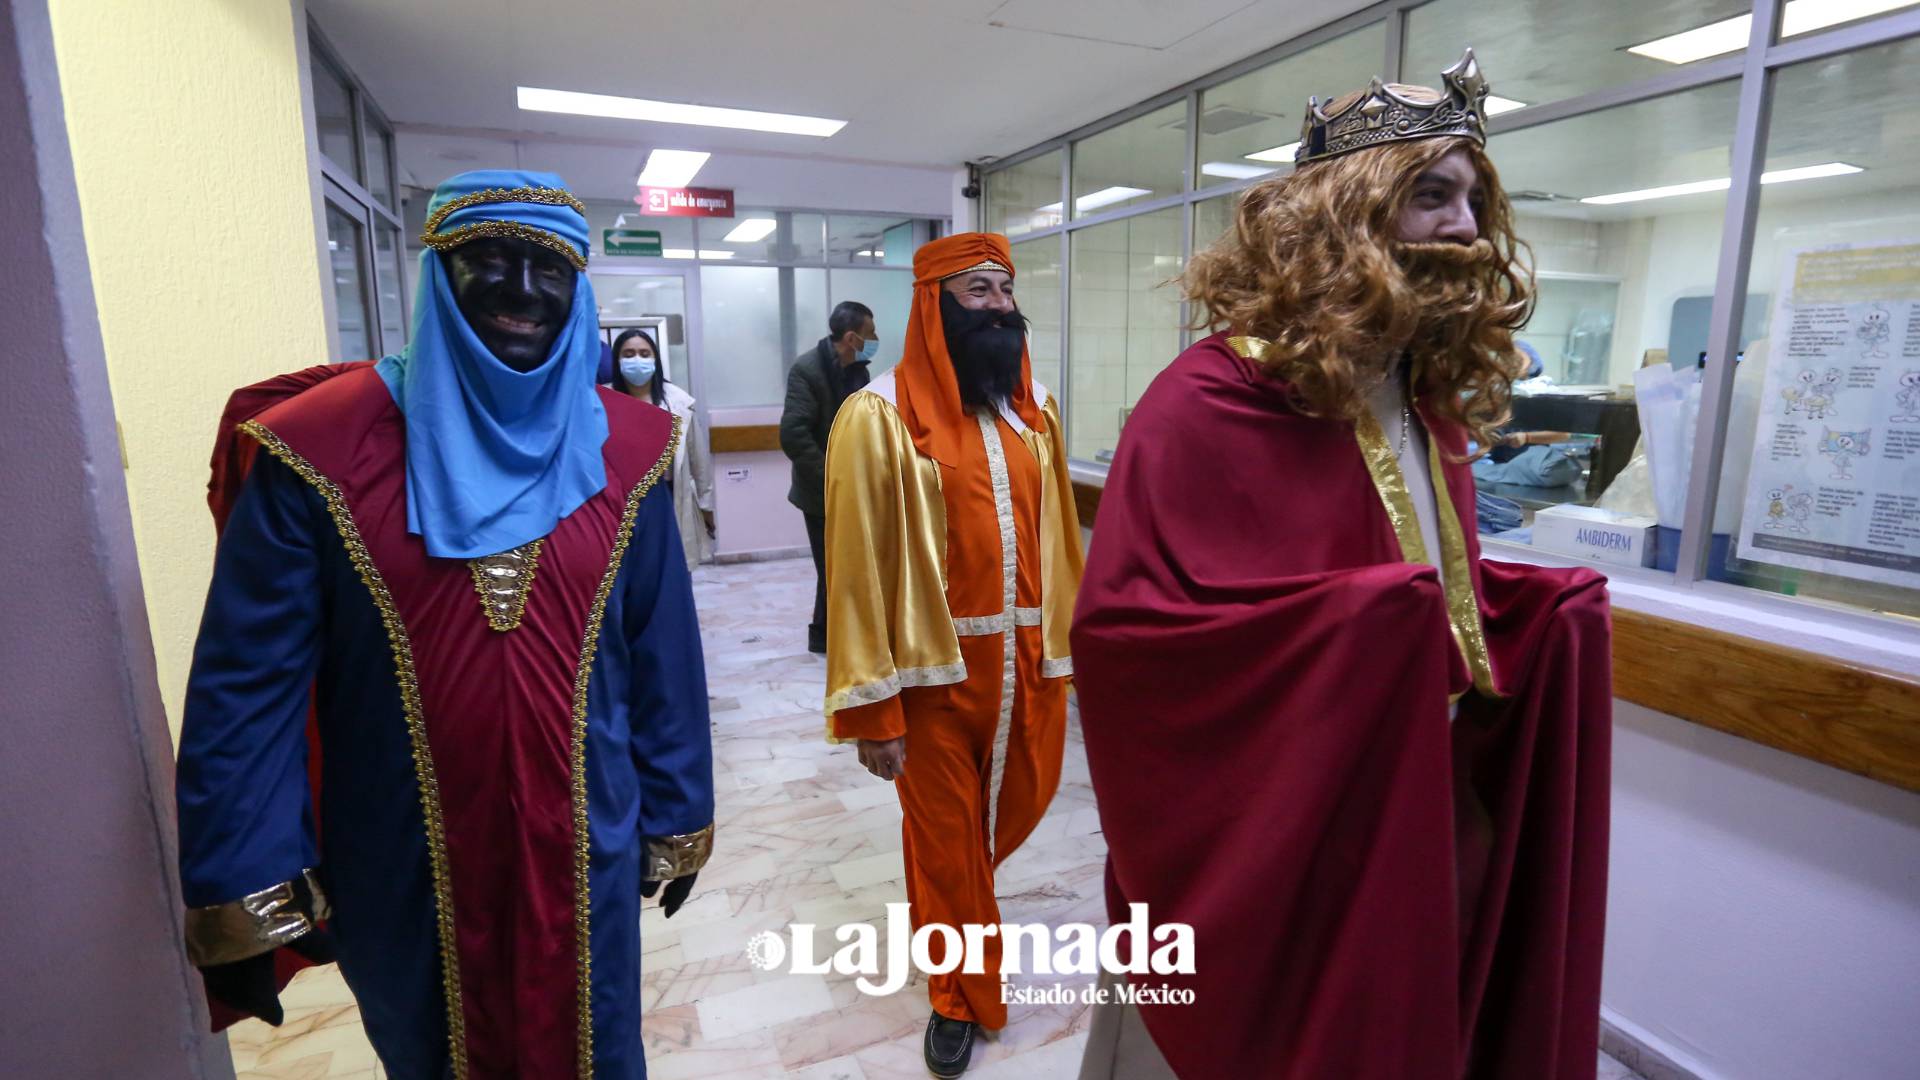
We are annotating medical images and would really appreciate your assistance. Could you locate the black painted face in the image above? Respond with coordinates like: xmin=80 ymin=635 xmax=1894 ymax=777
xmin=443 ymin=235 xmax=577 ymax=372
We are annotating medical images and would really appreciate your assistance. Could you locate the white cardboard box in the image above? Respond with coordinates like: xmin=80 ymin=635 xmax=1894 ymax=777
xmin=1531 ymin=504 xmax=1658 ymax=568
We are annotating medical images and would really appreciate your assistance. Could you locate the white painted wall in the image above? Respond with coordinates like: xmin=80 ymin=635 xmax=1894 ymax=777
xmin=1603 ymin=701 xmax=1920 ymax=1080
xmin=709 ymin=405 xmax=809 ymax=559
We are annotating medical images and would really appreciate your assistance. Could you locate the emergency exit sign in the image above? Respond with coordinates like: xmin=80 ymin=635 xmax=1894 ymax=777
xmin=602 ymin=228 xmax=663 ymax=256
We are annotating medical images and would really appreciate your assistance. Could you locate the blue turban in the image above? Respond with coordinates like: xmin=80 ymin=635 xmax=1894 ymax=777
xmin=375 ymin=169 xmax=608 ymax=559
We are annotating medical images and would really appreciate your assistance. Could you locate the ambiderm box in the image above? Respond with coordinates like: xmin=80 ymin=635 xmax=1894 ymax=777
xmin=1531 ymin=504 xmax=1658 ymax=568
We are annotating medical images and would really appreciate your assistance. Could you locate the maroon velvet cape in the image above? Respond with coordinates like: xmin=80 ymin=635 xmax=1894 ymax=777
xmin=1071 ymin=333 xmax=1612 ymax=1079
xmin=201 ymin=361 xmax=372 ymax=1030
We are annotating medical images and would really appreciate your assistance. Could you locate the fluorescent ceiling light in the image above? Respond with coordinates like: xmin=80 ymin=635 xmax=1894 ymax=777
xmin=1201 ymin=161 xmax=1276 ymax=180
xmin=1485 ymin=95 xmax=1528 ymax=115
xmin=855 ymin=249 xmax=882 ymax=257
xmin=722 ymin=218 xmax=777 ymax=243
xmin=1037 ymin=186 xmax=1153 ymax=215
xmin=636 ymin=149 xmax=709 ymax=189
xmin=662 ymin=248 xmax=736 ymax=260
xmin=1629 ymin=0 xmax=1918 ymax=64
xmin=1245 ymin=141 xmax=1300 ymax=163
xmin=1759 ymin=161 xmax=1865 ymax=184
xmin=1581 ymin=161 xmax=1861 ymax=205
xmin=518 ymin=86 xmax=847 ymax=137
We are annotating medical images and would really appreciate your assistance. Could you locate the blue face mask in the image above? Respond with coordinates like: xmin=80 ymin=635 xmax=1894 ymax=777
xmin=619 ymin=354 xmax=656 ymax=386
xmin=857 ymin=337 xmax=880 ymax=363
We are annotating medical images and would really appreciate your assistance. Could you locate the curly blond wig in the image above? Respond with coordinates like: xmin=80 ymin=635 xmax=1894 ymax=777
xmin=1183 ymin=119 xmax=1533 ymax=450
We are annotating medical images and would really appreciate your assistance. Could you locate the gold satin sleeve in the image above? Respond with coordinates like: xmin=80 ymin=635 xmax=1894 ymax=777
xmin=821 ymin=391 xmax=966 ymax=739
xmin=1024 ymin=393 xmax=1084 ymax=677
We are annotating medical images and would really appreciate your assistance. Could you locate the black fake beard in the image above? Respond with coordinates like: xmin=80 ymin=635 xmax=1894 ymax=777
xmin=940 ymin=291 xmax=1028 ymax=409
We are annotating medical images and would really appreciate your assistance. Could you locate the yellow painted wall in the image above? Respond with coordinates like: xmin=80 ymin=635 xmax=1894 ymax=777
xmin=50 ymin=0 xmax=330 ymax=741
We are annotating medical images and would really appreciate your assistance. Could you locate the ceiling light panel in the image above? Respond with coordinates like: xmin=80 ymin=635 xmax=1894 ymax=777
xmin=636 ymin=149 xmax=710 ymax=188
xmin=722 ymin=218 xmax=778 ymax=243
xmin=1629 ymin=0 xmax=1918 ymax=65
xmin=1580 ymin=161 xmax=1861 ymax=205
xmin=519 ymin=86 xmax=847 ymax=137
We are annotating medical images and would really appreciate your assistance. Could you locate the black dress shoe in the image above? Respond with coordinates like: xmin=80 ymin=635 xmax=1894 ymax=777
xmin=924 ymin=1010 xmax=976 ymax=1077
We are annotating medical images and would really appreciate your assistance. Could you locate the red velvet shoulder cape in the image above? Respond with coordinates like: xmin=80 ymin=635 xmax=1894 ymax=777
xmin=1070 ymin=333 xmax=1612 ymax=1079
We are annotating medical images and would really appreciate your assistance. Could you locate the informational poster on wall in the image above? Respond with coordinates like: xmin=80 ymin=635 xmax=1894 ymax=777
xmin=1739 ymin=238 xmax=1920 ymax=589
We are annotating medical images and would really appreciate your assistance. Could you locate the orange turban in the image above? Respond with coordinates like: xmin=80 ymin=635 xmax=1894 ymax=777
xmin=895 ymin=232 xmax=1044 ymax=466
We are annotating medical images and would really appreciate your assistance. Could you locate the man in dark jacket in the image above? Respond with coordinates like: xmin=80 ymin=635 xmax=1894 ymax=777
xmin=782 ymin=300 xmax=876 ymax=653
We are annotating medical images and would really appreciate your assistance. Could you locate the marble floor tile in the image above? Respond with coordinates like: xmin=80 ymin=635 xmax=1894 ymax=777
xmin=696 ymin=973 xmax=838 ymax=1042
xmin=227 ymin=556 xmax=1647 ymax=1079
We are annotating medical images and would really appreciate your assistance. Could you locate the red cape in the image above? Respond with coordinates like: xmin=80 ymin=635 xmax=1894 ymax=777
xmin=200 ymin=360 xmax=371 ymax=1029
xmin=1071 ymin=334 xmax=1612 ymax=1079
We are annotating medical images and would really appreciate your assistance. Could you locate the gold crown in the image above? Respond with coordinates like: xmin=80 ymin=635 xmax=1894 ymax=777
xmin=1296 ymin=48 xmax=1490 ymax=166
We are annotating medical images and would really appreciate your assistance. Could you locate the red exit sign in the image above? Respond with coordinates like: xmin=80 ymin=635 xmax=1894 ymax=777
xmin=636 ymin=186 xmax=735 ymax=217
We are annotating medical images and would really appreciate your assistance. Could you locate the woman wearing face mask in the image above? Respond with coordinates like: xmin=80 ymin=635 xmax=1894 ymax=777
xmin=612 ymin=328 xmax=715 ymax=568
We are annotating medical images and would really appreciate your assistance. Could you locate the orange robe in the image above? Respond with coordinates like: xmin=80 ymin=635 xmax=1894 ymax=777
xmin=823 ymin=371 xmax=1082 ymax=1029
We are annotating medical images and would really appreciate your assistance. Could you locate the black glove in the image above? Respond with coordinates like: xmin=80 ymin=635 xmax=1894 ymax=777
xmin=640 ymin=872 xmax=698 ymax=918
xmin=200 ymin=927 xmax=336 ymax=1027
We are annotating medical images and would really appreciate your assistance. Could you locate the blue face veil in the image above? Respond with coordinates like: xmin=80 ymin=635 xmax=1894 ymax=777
xmin=375 ymin=170 xmax=608 ymax=559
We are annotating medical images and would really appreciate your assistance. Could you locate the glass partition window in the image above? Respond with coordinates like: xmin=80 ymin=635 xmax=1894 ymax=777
xmin=311 ymin=50 xmax=357 ymax=177
xmin=1196 ymin=23 xmax=1386 ymax=190
xmin=1477 ymin=82 xmax=1737 ymax=546
xmin=1405 ymin=0 xmax=1756 ymax=113
xmin=1710 ymin=36 xmax=1920 ymax=618
xmin=1192 ymin=193 xmax=1237 ymax=256
xmin=1010 ymin=237 xmax=1064 ymax=394
xmin=1067 ymin=208 xmax=1184 ymax=461
xmin=1070 ymin=102 xmax=1186 ymax=220
xmin=829 ymin=268 xmax=915 ymax=382
xmin=698 ymin=212 xmax=825 ymax=263
xmin=829 ymin=215 xmax=916 ymax=265
xmin=985 ymin=150 xmax=1064 ymax=238
xmin=700 ymin=266 xmax=827 ymax=407
xmin=363 ymin=111 xmax=395 ymax=212
xmin=325 ymin=202 xmax=373 ymax=362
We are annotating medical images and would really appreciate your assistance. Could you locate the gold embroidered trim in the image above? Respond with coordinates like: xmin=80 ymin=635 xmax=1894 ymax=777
xmin=1425 ymin=420 xmax=1500 ymax=697
xmin=240 ymin=420 xmax=470 ymax=1079
xmin=467 ymin=540 xmax=545 ymax=631
xmin=1224 ymin=336 xmax=1501 ymax=699
xmin=1353 ymin=406 xmax=1431 ymax=563
xmin=975 ymin=410 xmax=1019 ymax=865
xmin=643 ymin=822 xmax=715 ymax=882
xmin=1225 ymin=335 xmax=1271 ymax=363
xmin=422 ymin=221 xmax=588 ymax=270
xmin=943 ymin=258 xmax=1011 ymax=278
xmin=423 ymin=186 xmax=587 ymax=235
xmin=822 ymin=661 xmax=971 ymax=720
xmin=566 ymin=414 xmax=681 ymax=1079
xmin=184 ymin=868 xmax=330 ymax=967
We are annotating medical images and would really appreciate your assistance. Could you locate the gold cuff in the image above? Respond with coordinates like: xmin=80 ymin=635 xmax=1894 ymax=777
xmin=184 ymin=869 xmax=329 ymax=967
xmin=642 ymin=823 xmax=714 ymax=882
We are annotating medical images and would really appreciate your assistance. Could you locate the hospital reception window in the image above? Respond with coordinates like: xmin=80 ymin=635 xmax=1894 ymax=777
xmin=1707 ymin=34 xmax=1920 ymax=619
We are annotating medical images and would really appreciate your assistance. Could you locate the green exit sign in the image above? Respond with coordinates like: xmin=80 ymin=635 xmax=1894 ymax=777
xmin=602 ymin=228 xmax=663 ymax=257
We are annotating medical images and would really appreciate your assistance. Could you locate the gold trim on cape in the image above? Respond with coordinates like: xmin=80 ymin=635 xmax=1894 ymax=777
xmin=240 ymin=420 xmax=471 ymax=1079
xmin=1223 ymin=336 xmax=1500 ymax=698
xmin=819 ymin=386 xmax=1079 ymax=738
xmin=183 ymin=868 xmax=330 ymax=967
xmin=468 ymin=540 xmax=545 ymax=631
xmin=1425 ymin=422 xmax=1499 ymax=696
xmin=565 ymin=414 xmax=681 ymax=1078
xmin=643 ymin=822 xmax=715 ymax=882
xmin=974 ymin=410 xmax=1020 ymax=865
